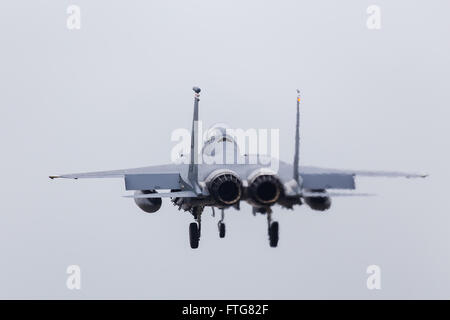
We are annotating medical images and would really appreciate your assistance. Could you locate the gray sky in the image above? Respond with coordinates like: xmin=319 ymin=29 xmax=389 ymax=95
xmin=0 ymin=0 xmax=449 ymax=299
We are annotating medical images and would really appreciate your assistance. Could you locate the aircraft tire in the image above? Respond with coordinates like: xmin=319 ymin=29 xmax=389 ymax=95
xmin=218 ymin=222 xmax=226 ymax=238
xmin=189 ymin=222 xmax=200 ymax=249
xmin=269 ymin=221 xmax=279 ymax=247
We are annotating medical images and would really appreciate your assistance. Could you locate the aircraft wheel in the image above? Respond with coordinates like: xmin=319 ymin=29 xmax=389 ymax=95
xmin=189 ymin=222 xmax=200 ymax=249
xmin=269 ymin=221 xmax=279 ymax=247
xmin=218 ymin=222 xmax=226 ymax=238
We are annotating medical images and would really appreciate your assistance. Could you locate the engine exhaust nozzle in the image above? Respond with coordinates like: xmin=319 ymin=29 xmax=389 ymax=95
xmin=207 ymin=170 xmax=242 ymax=206
xmin=248 ymin=174 xmax=282 ymax=206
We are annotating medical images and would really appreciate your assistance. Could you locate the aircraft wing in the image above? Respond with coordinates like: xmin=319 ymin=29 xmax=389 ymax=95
xmin=50 ymin=163 xmax=427 ymax=192
xmin=49 ymin=164 xmax=185 ymax=179
xmin=49 ymin=164 xmax=193 ymax=191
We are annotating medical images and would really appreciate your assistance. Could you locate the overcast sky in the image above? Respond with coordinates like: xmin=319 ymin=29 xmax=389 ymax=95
xmin=0 ymin=0 xmax=449 ymax=299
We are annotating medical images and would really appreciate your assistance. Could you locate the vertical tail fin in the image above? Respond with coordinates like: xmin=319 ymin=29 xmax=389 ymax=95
xmin=293 ymin=89 xmax=300 ymax=183
xmin=188 ymin=87 xmax=201 ymax=193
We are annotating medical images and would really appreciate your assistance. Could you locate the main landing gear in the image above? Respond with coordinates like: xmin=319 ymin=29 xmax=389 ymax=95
xmin=218 ymin=209 xmax=226 ymax=238
xmin=252 ymin=207 xmax=280 ymax=247
xmin=189 ymin=206 xmax=203 ymax=249
xmin=266 ymin=209 xmax=279 ymax=248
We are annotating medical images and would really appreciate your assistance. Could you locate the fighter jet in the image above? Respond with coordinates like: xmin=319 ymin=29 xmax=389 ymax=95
xmin=50 ymin=87 xmax=426 ymax=248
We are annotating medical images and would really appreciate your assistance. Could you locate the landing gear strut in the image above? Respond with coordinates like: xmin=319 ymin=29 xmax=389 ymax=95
xmin=189 ymin=206 xmax=203 ymax=249
xmin=218 ymin=209 xmax=226 ymax=238
xmin=267 ymin=209 xmax=279 ymax=247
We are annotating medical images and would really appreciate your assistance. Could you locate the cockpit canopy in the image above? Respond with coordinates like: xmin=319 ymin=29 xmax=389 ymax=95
xmin=202 ymin=126 xmax=240 ymax=163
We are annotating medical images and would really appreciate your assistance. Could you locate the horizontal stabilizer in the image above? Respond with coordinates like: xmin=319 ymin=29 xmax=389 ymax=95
xmin=124 ymin=173 xmax=184 ymax=191
xmin=300 ymin=166 xmax=428 ymax=179
xmin=301 ymin=173 xmax=356 ymax=190
xmin=123 ymin=191 xmax=197 ymax=199
xmin=302 ymin=191 xmax=375 ymax=197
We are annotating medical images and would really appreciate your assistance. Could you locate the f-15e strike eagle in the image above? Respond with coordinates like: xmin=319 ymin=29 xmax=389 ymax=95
xmin=50 ymin=87 xmax=426 ymax=248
